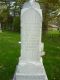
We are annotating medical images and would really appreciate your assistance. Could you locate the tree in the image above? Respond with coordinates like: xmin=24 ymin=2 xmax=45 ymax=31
xmin=13 ymin=16 xmax=20 ymax=32
xmin=38 ymin=0 xmax=60 ymax=33
xmin=0 ymin=15 xmax=2 ymax=32
xmin=0 ymin=9 xmax=9 ymax=30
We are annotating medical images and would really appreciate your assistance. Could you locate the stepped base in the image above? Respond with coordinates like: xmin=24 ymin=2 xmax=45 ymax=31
xmin=13 ymin=58 xmax=48 ymax=80
xmin=15 ymin=74 xmax=47 ymax=80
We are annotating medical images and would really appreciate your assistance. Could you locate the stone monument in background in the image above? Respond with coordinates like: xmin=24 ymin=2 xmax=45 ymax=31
xmin=13 ymin=0 xmax=48 ymax=80
xmin=0 ymin=23 xmax=2 ymax=33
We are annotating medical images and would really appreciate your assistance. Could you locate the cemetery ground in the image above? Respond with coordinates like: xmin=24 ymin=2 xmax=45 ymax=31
xmin=0 ymin=31 xmax=60 ymax=80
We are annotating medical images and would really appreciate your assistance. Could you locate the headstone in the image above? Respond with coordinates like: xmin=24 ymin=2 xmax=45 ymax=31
xmin=13 ymin=0 xmax=48 ymax=80
xmin=0 ymin=23 xmax=2 ymax=33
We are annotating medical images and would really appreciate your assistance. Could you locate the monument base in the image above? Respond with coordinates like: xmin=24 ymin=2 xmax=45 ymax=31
xmin=13 ymin=58 xmax=48 ymax=80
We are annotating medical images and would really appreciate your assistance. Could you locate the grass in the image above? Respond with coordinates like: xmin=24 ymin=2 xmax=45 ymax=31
xmin=0 ymin=31 xmax=20 ymax=80
xmin=43 ymin=31 xmax=60 ymax=80
xmin=0 ymin=31 xmax=60 ymax=80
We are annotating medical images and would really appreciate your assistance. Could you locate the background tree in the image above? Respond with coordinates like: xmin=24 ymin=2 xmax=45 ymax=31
xmin=39 ymin=0 xmax=60 ymax=33
xmin=0 ymin=0 xmax=60 ymax=32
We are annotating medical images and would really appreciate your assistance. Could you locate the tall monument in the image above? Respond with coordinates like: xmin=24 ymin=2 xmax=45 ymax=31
xmin=13 ymin=0 xmax=48 ymax=80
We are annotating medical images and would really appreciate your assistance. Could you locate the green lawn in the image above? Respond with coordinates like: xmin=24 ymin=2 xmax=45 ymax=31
xmin=0 ymin=31 xmax=60 ymax=80
xmin=0 ymin=31 xmax=20 ymax=80
xmin=43 ymin=31 xmax=60 ymax=80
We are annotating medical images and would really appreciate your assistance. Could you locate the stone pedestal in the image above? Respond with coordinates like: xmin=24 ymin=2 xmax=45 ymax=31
xmin=13 ymin=0 xmax=48 ymax=80
xmin=14 ymin=58 xmax=48 ymax=80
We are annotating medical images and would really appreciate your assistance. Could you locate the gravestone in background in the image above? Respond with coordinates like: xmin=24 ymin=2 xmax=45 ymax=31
xmin=13 ymin=0 xmax=48 ymax=80
xmin=0 ymin=23 xmax=2 ymax=33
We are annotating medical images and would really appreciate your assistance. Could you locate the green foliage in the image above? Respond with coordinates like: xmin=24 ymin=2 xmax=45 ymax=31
xmin=0 ymin=16 xmax=2 ymax=22
xmin=1 ymin=9 xmax=8 ymax=23
xmin=13 ymin=16 xmax=20 ymax=32
xmin=39 ymin=0 xmax=60 ymax=33
xmin=0 ymin=9 xmax=9 ymax=30
xmin=16 ymin=0 xmax=27 ymax=4
xmin=0 ymin=0 xmax=60 ymax=33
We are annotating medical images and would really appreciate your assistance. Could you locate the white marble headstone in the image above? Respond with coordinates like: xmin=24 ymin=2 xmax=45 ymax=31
xmin=13 ymin=0 xmax=48 ymax=80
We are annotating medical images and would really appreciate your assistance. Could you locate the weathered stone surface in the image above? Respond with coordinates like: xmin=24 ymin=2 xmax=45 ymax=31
xmin=13 ymin=0 xmax=48 ymax=80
